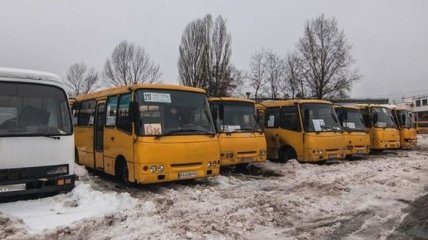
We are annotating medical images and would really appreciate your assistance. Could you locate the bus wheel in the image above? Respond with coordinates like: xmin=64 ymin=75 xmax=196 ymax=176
xmin=279 ymin=147 xmax=296 ymax=163
xmin=116 ymin=158 xmax=130 ymax=185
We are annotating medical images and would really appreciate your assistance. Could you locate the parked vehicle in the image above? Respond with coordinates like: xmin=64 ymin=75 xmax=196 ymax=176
xmin=259 ymin=99 xmax=346 ymax=162
xmin=0 ymin=68 xmax=75 ymax=198
xmin=71 ymin=84 xmax=220 ymax=184
xmin=334 ymin=105 xmax=370 ymax=156
xmin=356 ymin=104 xmax=400 ymax=151
xmin=391 ymin=107 xmax=417 ymax=148
xmin=209 ymin=97 xmax=267 ymax=168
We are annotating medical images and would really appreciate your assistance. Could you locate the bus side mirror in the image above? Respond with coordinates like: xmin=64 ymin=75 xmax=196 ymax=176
xmin=401 ymin=115 xmax=406 ymax=126
xmin=129 ymin=101 xmax=139 ymax=123
xmin=372 ymin=112 xmax=378 ymax=124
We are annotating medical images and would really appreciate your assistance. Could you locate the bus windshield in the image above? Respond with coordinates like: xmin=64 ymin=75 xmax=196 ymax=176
xmin=0 ymin=82 xmax=72 ymax=137
xmin=135 ymin=89 xmax=215 ymax=136
xmin=371 ymin=107 xmax=396 ymax=128
xmin=337 ymin=109 xmax=367 ymax=131
xmin=219 ymin=102 xmax=261 ymax=132
xmin=302 ymin=103 xmax=342 ymax=132
xmin=398 ymin=110 xmax=414 ymax=128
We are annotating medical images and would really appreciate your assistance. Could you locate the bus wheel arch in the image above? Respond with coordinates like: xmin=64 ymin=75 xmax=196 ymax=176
xmin=279 ymin=145 xmax=297 ymax=163
xmin=115 ymin=156 xmax=130 ymax=184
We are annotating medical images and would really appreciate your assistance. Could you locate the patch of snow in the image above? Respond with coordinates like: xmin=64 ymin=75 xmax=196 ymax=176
xmin=0 ymin=182 xmax=137 ymax=234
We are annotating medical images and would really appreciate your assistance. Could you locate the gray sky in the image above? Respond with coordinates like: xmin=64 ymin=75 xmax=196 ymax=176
xmin=1 ymin=0 xmax=427 ymax=100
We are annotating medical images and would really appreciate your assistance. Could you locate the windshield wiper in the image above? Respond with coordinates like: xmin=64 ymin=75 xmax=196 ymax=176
xmin=155 ymin=129 xmax=215 ymax=139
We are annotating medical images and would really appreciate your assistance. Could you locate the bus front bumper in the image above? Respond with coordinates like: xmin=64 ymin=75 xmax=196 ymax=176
xmin=0 ymin=174 xmax=76 ymax=198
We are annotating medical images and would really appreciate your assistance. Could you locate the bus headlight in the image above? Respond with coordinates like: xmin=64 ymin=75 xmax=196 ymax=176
xmin=312 ymin=149 xmax=323 ymax=155
xmin=212 ymin=160 xmax=217 ymax=167
xmin=47 ymin=165 xmax=68 ymax=175
xmin=158 ymin=165 xmax=165 ymax=172
xmin=221 ymin=152 xmax=235 ymax=160
xmin=149 ymin=165 xmax=157 ymax=173
xmin=207 ymin=161 xmax=212 ymax=168
xmin=259 ymin=149 xmax=267 ymax=157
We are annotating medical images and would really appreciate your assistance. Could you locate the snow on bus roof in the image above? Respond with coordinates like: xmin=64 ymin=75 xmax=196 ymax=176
xmin=0 ymin=67 xmax=62 ymax=84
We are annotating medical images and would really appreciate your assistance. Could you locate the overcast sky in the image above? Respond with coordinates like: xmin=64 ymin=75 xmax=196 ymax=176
xmin=1 ymin=0 xmax=427 ymax=100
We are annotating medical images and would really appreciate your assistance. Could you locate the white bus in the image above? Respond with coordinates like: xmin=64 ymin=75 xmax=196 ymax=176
xmin=0 ymin=68 xmax=75 ymax=198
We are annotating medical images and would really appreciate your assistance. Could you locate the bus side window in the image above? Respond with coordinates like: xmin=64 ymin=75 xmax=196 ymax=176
xmin=117 ymin=93 xmax=132 ymax=133
xmin=280 ymin=106 xmax=301 ymax=131
xmin=265 ymin=107 xmax=280 ymax=128
xmin=106 ymin=96 xmax=118 ymax=127
xmin=78 ymin=100 xmax=96 ymax=126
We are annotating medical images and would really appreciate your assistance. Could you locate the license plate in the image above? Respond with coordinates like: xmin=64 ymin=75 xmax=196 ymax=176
xmin=328 ymin=154 xmax=337 ymax=159
xmin=357 ymin=150 xmax=365 ymax=153
xmin=241 ymin=157 xmax=254 ymax=163
xmin=178 ymin=171 xmax=197 ymax=179
xmin=0 ymin=183 xmax=26 ymax=193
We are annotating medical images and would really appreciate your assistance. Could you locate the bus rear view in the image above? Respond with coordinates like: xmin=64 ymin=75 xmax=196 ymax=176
xmin=0 ymin=68 xmax=75 ymax=198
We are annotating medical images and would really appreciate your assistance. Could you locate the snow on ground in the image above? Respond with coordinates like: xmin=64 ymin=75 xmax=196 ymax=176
xmin=1 ymin=135 xmax=427 ymax=240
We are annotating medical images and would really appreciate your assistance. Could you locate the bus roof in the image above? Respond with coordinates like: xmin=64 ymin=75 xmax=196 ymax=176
xmin=74 ymin=84 xmax=206 ymax=101
xmin=208 ymin=97 xmax=255 ymax=104
xmin=0 ymin=67 xmax=63 ymax=87
xmin=333 ymin=104 xmax=361 ymax=111
xmin=259 ymin=99 xmax=333 ymax=107
xmin=354 ymin=104 xmax=395 ymax=109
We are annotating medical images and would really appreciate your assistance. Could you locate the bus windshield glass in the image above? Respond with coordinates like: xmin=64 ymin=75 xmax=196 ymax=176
xmin=302 ymin=103 xmax=342 ymax=132
xmin=220 ymin=102 xmax=261 ymax=132
xmin=337 ymin=109 xmax=367 ymax=131
xmin=0 ymin=82 xmax=72 ymax=137
xmin=372 ymin=107 xmax=396 ymax=128
xmin=398 ymin=110 xmax=414 ymax=128
xmin=136 ymin=90 xmax=215 ymax=136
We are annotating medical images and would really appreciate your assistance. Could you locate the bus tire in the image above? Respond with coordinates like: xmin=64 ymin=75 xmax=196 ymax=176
xmin=115 ymin=157 xmax=130 ymax=185
xmin=279 ymin=146 xmax=296 ymax=163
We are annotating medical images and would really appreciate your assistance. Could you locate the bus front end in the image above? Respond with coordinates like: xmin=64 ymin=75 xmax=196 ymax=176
xmin=303 ymin=132 xmax=346 ymax=161
xmin=370 ymin=128 xmax=400 ymax=150
xmin=132 ymin=88 xmax=220 ymax=184
xmin=343 ymin=132 xmax=370 ymax=156
xmin=394 ymin=109 xmax=417 ymax=148
xmin=335 ymin=106 xmax=370 ymax=156
xmin=369 ymin=107 xmax=400 ymax=150
xmin=133 ymin=137 xmax=220 ymax=183
xmin=0 ymin=79 xmax=75 ymax=198
xmin=399 ymin=128 xmax=417 ymax=148
xmin=210 ymin=98 xmax=267 ymax=167
xmin=301 ymin=103 xmax=346 ymax=162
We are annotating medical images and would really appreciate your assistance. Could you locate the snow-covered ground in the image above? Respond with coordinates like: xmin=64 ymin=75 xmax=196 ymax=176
xmin=1 ymin=135 xmax=427 ymax=240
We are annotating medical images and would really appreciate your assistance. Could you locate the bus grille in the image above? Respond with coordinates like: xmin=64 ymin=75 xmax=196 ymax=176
xmin=170 ymin=162 xmax=202 ymax=168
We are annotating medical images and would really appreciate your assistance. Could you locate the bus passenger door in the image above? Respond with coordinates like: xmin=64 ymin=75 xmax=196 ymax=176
xmin=94 ymin=101 xmax=106 ymax=170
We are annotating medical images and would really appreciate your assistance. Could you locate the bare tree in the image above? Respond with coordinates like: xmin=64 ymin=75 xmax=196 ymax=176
xmin=178 ymin=14 xmax=235 ymax=96
xmin=65 ymin=62 xmax=99 ymax=97
xmin=284 ymin=52 xmax=306 ymax=99
xmin=297 ymin=14 xmax=360 ymax=99
xmin=178 ymin=15 xmax=211 ymax=89
xmin=103 ymin=40 xmax=161 ymax=86
xmin=264 ymin=50 xmax=285 ymax=99
xmin=248 ymin=50 xmax=267 ymax=100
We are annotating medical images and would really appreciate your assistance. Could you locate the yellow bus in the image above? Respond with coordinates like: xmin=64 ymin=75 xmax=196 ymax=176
xmin=334 ymin=105 xmax=370 ymax=156
xmin=392 ymin=107 xmax=417 ymax=148
xmin=209 ymin=97 xmax=267 ymax=169
xmin=356 ymin=104 xmax=400 ymax=151
xmin=260 ymin=99 xmax=346 ymax=162
xmin=71 ymin=84 xmax=220 ymax=184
